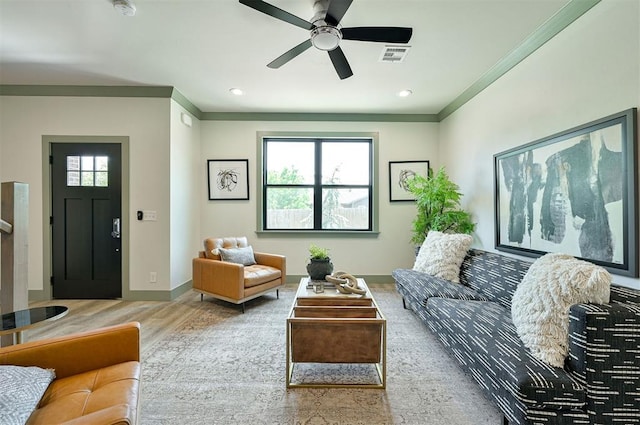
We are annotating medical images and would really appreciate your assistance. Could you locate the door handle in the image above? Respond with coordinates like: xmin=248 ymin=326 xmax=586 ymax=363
xmin=111 ymin=218 xmax=121 ymax=239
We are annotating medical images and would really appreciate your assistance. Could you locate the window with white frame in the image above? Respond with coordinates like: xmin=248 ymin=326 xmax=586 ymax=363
xmin=262 ymin=137 xmax=373 ymax=231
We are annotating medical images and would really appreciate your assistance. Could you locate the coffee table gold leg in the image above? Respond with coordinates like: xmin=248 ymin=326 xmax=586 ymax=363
xmin=286 ymin=319 xmax=291 ymax=388
xmin=382 ymin=319 xmax=387 ymax=388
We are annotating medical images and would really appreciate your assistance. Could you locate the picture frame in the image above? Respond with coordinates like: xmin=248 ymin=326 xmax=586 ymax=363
xmin=389 ymin=160 xmax=430 ymax=202
xmin=494 ymin=108 xmax=638 ymax=277
xmin=207 ymin=159 xmax=249 ymax=200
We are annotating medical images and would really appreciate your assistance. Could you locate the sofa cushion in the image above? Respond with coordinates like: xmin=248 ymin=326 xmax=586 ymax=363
xmin=413 ymin=231 xmax=472 ymax=283
xmin=0 ymin=365 xmax=55 ymax=425
xmin=219 ymin=246 xmax=256 ymax=266
xmin=26 ymin=361 xmax=140 ymax=425
xmin=459 ymin=249 xmax=531 ymax=309
xmin=244 ymin=264 xmax=281 ymax=288
xmin=425 ymin=298 xmax=586 ymax=411
xmin=393 ymin=268 xmax=489 ymax=304
xmin=511 ymin=253 xmax=611 ymax=368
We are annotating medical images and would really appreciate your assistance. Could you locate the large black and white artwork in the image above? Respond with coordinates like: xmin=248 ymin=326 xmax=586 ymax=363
xmin=494 ymin=108 xmax=638 ymax=277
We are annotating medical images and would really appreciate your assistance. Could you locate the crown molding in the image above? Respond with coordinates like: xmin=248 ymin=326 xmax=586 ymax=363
xmin=201 ymin=112 xmax=438 ymax=122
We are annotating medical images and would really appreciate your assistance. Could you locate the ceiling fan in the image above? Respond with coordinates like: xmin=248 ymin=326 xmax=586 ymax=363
xmin=239 ymin=0 xmax=413 ymax=80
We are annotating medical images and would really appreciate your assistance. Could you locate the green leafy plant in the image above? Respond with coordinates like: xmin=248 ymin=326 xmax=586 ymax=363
xmin=308 ymin=244 xmax=330 ymax=260
xmin=406 ymin=167 xmax=475 ymax=245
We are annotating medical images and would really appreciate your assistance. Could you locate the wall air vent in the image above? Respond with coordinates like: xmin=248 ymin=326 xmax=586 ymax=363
xmin=379 ymin=45 xmax=411 ymax=63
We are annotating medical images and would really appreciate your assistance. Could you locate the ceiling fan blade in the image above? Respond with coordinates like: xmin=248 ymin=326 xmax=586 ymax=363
xmin=267 ymin=39 xmax=313 ymax=69
xmin=239 ymin=0 xmax=314 ymax=30
xmin=325 ymin=0 xmax=353 ymax=26
xmin=328 ymin=47 xmax=353 ymax=80
xmin=341 ymin=27 xmax=413 ymax=43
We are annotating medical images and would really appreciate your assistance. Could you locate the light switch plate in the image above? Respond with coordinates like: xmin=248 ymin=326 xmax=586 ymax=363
xmin=143 ymin=210 xmax=157 ymax=221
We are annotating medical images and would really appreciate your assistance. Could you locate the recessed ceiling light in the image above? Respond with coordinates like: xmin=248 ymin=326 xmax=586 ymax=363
xmin=229 ymin=88 xmax=244 ymax=96
xmin=398 ymin=89 xmax=413 ymax=97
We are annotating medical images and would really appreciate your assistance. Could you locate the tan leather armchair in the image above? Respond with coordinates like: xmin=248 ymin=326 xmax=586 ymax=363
xmin=192 ymin=237 xmax=286 ymax=312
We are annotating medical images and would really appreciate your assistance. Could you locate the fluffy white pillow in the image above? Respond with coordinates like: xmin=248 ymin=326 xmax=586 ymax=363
xmin=511 ymin=253 xmax=611 ymax=367
xmin=413 ymin=231 xmax=472 ymax=283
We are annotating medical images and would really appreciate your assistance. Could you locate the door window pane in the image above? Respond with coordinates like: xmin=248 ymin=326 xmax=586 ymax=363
xmin=95 ymin=172 xmax=108 ymax=187
xmin=95 ymin=156 xmax=108 ymax=171
xmin=82 ymin=156 xmax=94 ymax=171
xmin=67 ymin=156 xmax=80 ymax=170
xmin=81 ymin=171 xmax=94 ymax=186
xmin=67 ymin=171 xmax=80 ymax=186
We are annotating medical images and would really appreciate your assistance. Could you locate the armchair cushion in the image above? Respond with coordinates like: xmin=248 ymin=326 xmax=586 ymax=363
xmin=219 ymin=246 xmax=256 ymax=266
xmin=244 ymin=264 xmax=282 ymax=288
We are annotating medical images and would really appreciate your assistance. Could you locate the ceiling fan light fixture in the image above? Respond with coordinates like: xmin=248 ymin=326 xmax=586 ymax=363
xmin=311 ymin=26 xmax=342 ymax=51
xmin=113 ymin=0 xmax=136 ymax=16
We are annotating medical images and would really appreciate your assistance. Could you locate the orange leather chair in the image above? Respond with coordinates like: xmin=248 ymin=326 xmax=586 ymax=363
xmin=0 ymin=322 xmax=141 ymax=424
xmin=192 ymin=237 xmax=286 ymax=312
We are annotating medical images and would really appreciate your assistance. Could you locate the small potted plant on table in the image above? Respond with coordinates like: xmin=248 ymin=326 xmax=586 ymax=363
xmin=306 ymin=244 xmax=334 ymax=281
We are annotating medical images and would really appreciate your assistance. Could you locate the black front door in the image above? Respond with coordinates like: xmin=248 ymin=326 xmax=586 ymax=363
xmin=51 ymin=143 xmax=122 ymax=298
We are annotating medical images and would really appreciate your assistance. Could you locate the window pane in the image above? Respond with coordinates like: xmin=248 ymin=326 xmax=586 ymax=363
xmin=81 ymin=156 xmax=94 ymax=171
xmin=95 ymin=156 xmax=108 ymax=171
xmin=81 ymin=171 xmax=94 ymax=186
xmin=266 ymin=187 xmax=313 ymax=229
xmin=266 ymin=141 xmax=314 ymax=184
xmin=322 ymin=142 xmax=370 ymax=185
xmin=67 ymin=156 xmax=80 ymax=171
xmin=67 ymin=171 xmax=80 ymax=186
xmin=95 ymin=171 xmax=108 ymax=187
xmin=322 ymin=188 xmax=369 ymax=229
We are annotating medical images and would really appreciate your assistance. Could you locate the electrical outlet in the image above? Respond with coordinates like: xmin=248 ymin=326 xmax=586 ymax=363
xmin=149 ymin=272 xmax=157 ymax=283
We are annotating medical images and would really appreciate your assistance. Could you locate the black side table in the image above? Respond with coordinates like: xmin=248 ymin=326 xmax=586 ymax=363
xmin=0 ymin=306 xmax=69 ymax=344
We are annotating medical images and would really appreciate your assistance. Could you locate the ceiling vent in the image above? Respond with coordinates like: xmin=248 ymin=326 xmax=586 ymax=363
xmin=379 ymin=45 xmax=411 ymax=63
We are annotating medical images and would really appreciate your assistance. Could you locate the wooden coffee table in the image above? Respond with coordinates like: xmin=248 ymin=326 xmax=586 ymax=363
xmin=286 ymin=277 xmax=386 ymax=388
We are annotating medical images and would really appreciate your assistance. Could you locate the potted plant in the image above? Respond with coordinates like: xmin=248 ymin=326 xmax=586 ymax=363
xmin=306 ymin=244 xmax=334 ymax=281
xmin=406 ymin=166 xmax=475 ymax=246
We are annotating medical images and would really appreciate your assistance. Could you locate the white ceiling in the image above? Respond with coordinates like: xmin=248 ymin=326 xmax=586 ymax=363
xmin=0 ymin=0 xmax=573 ymax=115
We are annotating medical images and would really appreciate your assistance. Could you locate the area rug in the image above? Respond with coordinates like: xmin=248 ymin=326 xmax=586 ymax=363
xmin=140 ymin=284 xmax=501 ymax=425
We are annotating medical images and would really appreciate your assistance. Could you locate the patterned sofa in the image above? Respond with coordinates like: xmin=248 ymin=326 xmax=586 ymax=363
xmin=393 ymin=249 xmax=640 ymax=425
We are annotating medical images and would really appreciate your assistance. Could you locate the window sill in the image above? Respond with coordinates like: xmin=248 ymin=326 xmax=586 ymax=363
xmin=255 ymin=230 xmax=380 ymax=238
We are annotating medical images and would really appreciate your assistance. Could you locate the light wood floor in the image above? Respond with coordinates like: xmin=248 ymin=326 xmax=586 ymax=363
xmin=23 ymin=288 xmax=257 ymax=355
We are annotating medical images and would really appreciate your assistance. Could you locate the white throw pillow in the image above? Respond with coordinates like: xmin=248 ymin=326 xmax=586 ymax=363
xmin=511 ymin=253 xmax=611 ymax=368
xmin=413 ymin=231 xmax=472 ymax=283
xmin=0 ymin=365 xmax=55 ymax=425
